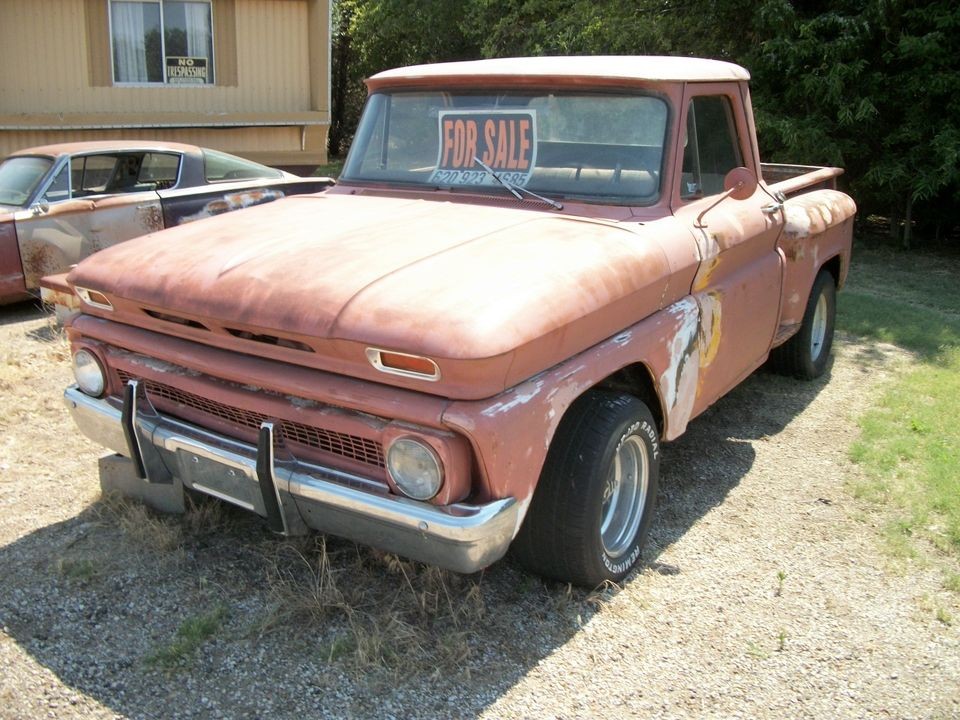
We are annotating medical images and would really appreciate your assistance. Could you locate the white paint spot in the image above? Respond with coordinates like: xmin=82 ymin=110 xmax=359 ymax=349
xmin=784 ymin=205 xmax=813 ymax=239
xmin=480 ymin=379 xmax=546 ymax=417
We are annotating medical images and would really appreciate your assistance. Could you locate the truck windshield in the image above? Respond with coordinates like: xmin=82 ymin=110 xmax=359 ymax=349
xmin=0 ymin=156 xmax=53 ymax=207
xmin=341 ymin=91 xmax=668 ymax=205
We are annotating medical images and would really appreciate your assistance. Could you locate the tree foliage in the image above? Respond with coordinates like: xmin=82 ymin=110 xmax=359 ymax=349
xmin=748 ymin=0 xmax=960 ymax=246
xmin=329 ymin=0 xmax=480 ymax=154
xmin=331 ymin=0 xmax=960 ymax=247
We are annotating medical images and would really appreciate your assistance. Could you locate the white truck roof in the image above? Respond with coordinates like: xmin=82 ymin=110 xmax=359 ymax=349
xmin=370 ymin=56 xmax=750 ymax=84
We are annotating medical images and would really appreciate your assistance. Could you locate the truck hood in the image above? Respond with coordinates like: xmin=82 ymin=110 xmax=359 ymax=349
xmin=69 ymin=193 xmax=675 ymax=398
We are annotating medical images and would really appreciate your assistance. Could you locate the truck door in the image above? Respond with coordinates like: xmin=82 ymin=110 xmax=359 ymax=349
xmin=670 ymin=83 xmax=784 ymax=418
xmin=14 ymin=153 xmax=164 ymax=290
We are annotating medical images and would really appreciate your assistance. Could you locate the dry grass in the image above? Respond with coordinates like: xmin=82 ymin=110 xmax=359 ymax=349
xmin=256 ymin=536 xmax=486 ymax=676
xmin=92 ymin=485 xmax=494 ymax=676
xmin=95 ymin=492 xmax=184 ymax=553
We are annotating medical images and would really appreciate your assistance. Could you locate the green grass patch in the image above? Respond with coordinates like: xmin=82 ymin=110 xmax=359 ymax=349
xmin=839 ymin=292 xmax=960 ymax=359
xmin=56 ymin=557 xmax=98 ymax=581
xmin=314 ymin=158 xmax=344 ymax=179
xmin=146 ymin=605 xmax=227 ymax=671
xmin=839 ymin=244 xmax=960 ymax=575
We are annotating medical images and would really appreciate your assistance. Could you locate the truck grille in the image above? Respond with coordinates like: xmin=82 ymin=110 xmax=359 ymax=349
xmin=116 ymin=370 xmax=385 ymax=468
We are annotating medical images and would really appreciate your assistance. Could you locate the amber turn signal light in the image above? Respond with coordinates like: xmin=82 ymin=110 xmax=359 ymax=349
xmin=75 ymin=287 xmax=114 ymax=311
xmin=365 ymin=348 xmax=440 ymax=381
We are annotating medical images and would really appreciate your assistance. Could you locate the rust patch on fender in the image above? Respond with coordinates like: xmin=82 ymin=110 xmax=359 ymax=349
xmin=180 ymin=189 xmax=287 ymax=224
xmin=780 ymin=237 xmax=807 ymax=261
xmin=136 ymin=204 xmax=164 ymax=233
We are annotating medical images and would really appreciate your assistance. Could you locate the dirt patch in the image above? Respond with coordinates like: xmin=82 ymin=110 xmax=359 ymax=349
xmin=0 ymin=301 xmax=957 ymax=719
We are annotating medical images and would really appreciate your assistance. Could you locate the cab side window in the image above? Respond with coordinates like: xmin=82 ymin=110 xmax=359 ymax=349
xmin=681 ymin=95 xmax=743 ymax=199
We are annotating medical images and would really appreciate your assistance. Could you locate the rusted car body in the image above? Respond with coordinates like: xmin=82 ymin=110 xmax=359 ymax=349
xmin=60 ymin=57 xmax=855 ymax=586
xmin=0 ymin=141 xmax=333 ymax=304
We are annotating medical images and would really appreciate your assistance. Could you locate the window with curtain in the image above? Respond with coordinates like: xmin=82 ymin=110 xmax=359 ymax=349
xmin=110 ymin=1 xmax=214 ymax=85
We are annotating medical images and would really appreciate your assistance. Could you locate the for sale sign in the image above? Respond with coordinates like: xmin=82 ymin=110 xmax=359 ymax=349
xmin=429 ymin=110 xmax=537 ymax=187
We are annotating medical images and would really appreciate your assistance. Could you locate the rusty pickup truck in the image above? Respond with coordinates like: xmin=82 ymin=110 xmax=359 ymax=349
xmin=0 ymin=141 xmax=333 ymax=305
xmin=60 ymin=57 xmax=855 ymax=587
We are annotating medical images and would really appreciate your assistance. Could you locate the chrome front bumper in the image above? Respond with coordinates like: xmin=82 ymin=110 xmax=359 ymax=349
xmin=64 ymin=384 xmax=518 ymax=573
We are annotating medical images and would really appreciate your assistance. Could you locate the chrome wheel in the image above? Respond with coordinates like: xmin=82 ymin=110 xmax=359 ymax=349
xmin=600 ymin=435 xmax=649 ymax=558
xmin=810 ymin=292 xmax=828 ymax=361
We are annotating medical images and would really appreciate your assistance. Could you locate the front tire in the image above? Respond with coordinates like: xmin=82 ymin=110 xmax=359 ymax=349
xmin=769 ymin=270 xmax=837 ymax=379
xmin=511 ymin=391 xmax=660 ymax=587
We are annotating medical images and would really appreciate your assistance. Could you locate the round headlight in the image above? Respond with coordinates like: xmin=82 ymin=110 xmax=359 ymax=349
xmin=73 ymin=349 xmax=106 ymax=397
xmin=386 ymin=438 xmax=443 ymax=501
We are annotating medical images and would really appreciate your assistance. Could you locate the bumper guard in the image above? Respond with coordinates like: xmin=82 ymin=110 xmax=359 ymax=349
xmin=64 ymin=384 xmax=518 ymax=573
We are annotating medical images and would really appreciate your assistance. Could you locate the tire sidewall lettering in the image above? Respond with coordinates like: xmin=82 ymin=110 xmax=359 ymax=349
xmin=601 ymin=543 xmax=642 ymax=575
xmin=600 ymin=416 xmax=657 ymax=575
xmin=615 ymin=419 xmax=658 ymax=459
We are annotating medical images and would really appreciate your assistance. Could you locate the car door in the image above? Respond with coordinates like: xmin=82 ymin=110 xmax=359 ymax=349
xmin=670 ymin=83 xmax=785 ymax=417
xmin=14 ymin=152 xmax=169 ymax=290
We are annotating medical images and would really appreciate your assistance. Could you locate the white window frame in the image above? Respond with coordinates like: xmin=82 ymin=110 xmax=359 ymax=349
xmin=108 ymin=0 xmax=216 ymax=87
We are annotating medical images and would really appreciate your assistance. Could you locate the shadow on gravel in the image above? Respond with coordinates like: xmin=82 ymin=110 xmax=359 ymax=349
xmin=653 ymin=361 xmax=836 ymax=553
xmin=0 ymin=298 xmax=44 ymax=326
xmin=0 ymin=364 xmax=833 ymax=719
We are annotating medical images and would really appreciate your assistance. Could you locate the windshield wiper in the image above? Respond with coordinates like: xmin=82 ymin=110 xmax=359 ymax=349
xmin=472 ymin=156 xmax=563 ymax=210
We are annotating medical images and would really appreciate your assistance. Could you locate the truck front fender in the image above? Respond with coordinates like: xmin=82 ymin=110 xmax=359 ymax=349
xmin=442 ymin=296 xmax=705 ymax=510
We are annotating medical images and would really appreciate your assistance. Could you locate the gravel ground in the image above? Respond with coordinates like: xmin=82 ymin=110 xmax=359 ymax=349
xmin=1 ymin=299 xmax=958 ymax=719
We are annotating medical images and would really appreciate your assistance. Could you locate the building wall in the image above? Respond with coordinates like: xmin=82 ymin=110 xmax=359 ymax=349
xmin=0 ymin=0 xmax=329 ymax=169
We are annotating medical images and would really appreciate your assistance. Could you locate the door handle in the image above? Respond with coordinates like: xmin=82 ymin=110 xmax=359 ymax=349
xmin=762 ymin=202 xmax=783 ymax=215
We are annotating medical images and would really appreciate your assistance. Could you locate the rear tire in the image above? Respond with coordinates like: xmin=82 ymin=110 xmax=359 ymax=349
xmin=511 ymin=391 xmax=659 ymax=587
xmin=769 ymin=270 xmax=837 ymax=379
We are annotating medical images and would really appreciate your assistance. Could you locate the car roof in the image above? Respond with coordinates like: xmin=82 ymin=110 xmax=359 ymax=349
xmin=8 ymin=140 xmax=201 ymax=159
xmin=368 ymin=56 xmax=750 ymax=87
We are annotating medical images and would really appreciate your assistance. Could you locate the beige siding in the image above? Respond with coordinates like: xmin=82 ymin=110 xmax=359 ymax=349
xmin=0 ymin=126 xmax=302 ymax=155
xmin=0 ymin=0 xmax=88 ymax=113
xmin=0 ymin=0 xmax=325 ymax=115
xmin=0 ymin=0 xmax=329 ymax=167
xmin=231 ymin=0 xmax=311 ymax=111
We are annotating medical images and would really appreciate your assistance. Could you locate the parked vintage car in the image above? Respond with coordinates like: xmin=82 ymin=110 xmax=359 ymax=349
xmin=0 ymin=141 xmax=333 ymax=304
xmin=60 ymin=57 xmax=856 ymax=587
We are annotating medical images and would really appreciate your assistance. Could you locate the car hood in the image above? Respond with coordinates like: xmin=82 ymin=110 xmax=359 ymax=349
xmin=69 ymin=192 xmax=675 ymax=397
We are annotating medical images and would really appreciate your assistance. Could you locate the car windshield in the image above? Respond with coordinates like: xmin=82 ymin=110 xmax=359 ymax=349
xmin=0 ymin=156 xmax=53 ymax=207
xmin=341 ymin=90 xmax=669 ymax=205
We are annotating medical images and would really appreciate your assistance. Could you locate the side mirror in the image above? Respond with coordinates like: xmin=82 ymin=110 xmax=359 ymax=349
xmin=723 ymin=166 xmax=758 ymax=200
xmin=694 ymin=166 xmax=758 ymax=228
xmin=31 ymin=201 xmax=50 ymax=216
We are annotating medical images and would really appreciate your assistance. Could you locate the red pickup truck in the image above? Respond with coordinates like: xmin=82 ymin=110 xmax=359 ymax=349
xmin=60 ymin=57 xmax=855 ymax=587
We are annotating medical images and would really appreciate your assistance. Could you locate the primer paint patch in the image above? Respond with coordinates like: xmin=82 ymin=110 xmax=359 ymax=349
xmin=659 ymin=297 xmax=700 ymax=437
xmin=783 ymin=190 xmax=857 ymax=239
